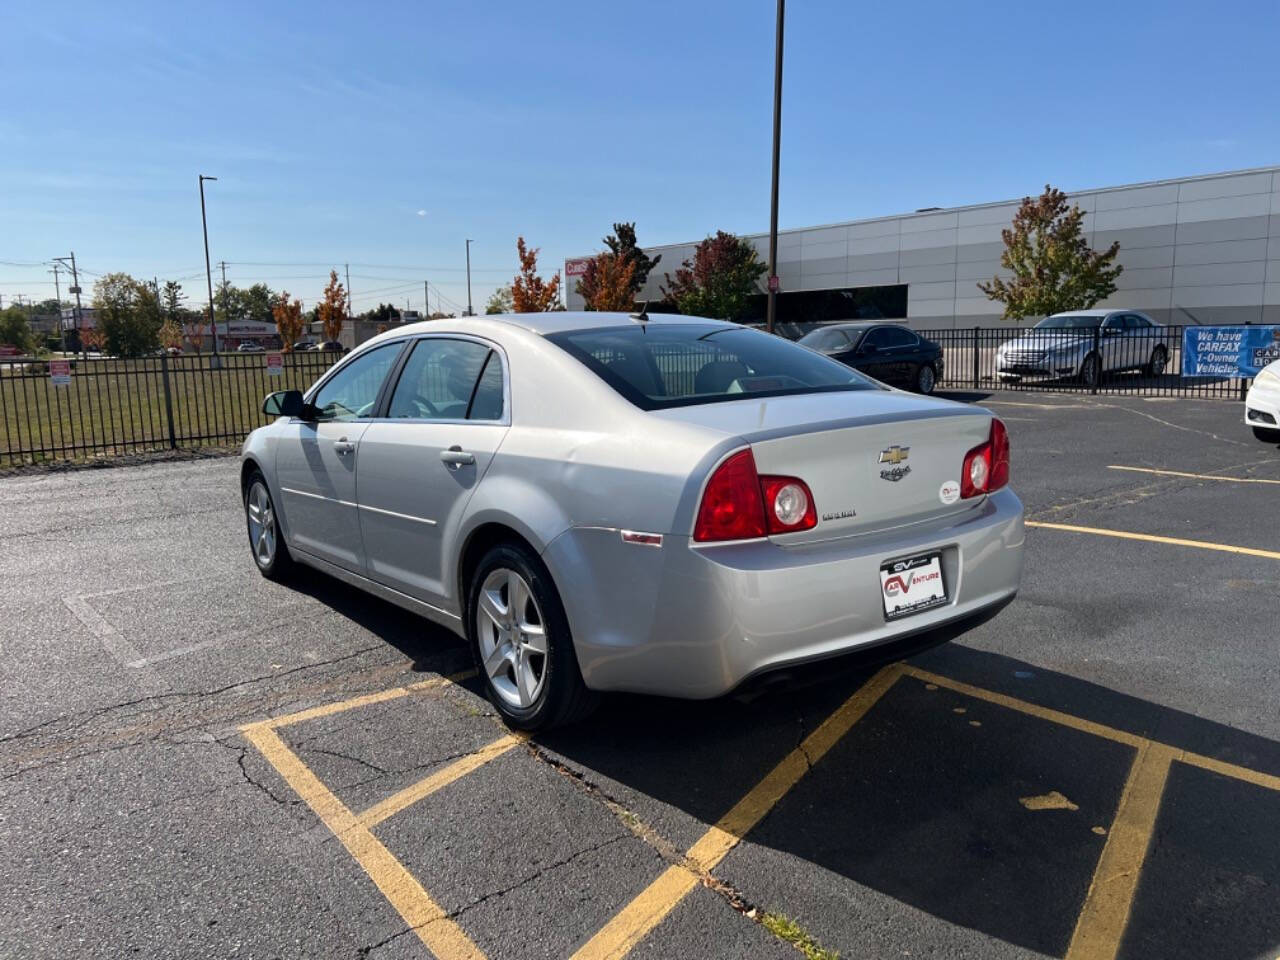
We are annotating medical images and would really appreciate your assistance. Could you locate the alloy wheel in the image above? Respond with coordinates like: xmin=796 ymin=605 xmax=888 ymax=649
xmin=918 ymin=365 xmax=936 ymax=394
xmin=246 ymin=481 xmax=276 ymax=568
xmin=1150 ymin=347 xmax=1167 ymax=376
xmin=476 ymin=568 xmax=548 ymax=710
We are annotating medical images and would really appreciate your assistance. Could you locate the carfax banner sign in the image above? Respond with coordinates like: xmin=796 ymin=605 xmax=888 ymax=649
xmin=1181 ymin=325 xmax=1280 ymax=378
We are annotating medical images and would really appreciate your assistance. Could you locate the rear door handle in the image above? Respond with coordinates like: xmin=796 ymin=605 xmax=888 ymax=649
xmin=440 ymin=446 xmax=475 ymax=468
xmin=333 ymin=438 xmax=356 ymax=455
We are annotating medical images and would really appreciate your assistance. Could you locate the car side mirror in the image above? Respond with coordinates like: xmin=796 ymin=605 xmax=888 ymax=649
xmin=262 ymin=389 xmax=306 ymax=418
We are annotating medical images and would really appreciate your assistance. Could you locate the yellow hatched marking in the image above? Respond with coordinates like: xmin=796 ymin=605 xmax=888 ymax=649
xmin=357 ymin=734 xmax=523 ymax=829
xmin=1066 ymin=743 xmax=1175 ymax=960
xmin=570 ymin=664 xmax=904 ymax=960
xmin=1108 ymin=464 xmax=1280 ymax=485
xmin=1025 ymin=521 xmax=1280 ymax=561
xmin=241 ymin=722 xmax=486 ymax=960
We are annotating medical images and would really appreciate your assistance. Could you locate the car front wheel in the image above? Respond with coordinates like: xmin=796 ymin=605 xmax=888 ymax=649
xmin=1253 ymin=426 xmax=1280 ymax=444
xmin=1080 ymin=352 xmax=1101 ymax=388
xmin=467 ymin=542 xmax=595 ymax=731
xmin=244 ymin=471 xmax=294 ymax=581
xmin=1146 ymin=346 xmax=1168 ymax=377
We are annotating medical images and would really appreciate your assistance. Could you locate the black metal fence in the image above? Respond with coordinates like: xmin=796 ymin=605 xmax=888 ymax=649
xmin=0 ymin=352 xmax=338 ymax=467
xmin=917 ymin=324 xmax=1252 ymax=399
xmin=0 ymin=324 xmax=1259 ymax=468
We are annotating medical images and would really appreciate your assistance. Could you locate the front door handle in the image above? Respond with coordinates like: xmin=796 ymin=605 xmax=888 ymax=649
xmin=440 ymin=446 xmax=475 ymax=469
xmin=333 ymin=438 xmax=356 ymax=455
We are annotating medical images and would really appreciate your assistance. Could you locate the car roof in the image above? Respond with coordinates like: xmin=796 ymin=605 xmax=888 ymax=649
xmin=388 ymin=311 xmax=734 ymax=340
xmin=1046 ymin=309 xmax=1118 ymax=317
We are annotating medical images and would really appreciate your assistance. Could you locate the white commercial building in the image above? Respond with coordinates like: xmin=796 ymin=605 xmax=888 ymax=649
xmin=565 ymin=166 xmax=1280 ymax=329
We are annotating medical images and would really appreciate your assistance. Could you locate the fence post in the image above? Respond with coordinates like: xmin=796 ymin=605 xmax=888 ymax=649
xmin=971 ymin=326 xmax=980 ymax=389
xmin=160 ymin=353 xmax=177 ymax=450
xmin=1090 ymin=326 xmax=1101 ymax=395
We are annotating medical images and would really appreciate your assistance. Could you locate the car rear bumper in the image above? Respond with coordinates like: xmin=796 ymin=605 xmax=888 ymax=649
xmin=544 ymin=487 xmax=1024 ymax=699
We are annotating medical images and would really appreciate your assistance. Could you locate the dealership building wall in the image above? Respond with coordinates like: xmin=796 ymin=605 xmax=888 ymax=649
xmin=565 ymin=166 xmax=1280 ymax=329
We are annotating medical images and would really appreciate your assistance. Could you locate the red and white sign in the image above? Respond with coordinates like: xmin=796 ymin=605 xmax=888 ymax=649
xmin=767 ymin=275 xmax=780 ymax=293
xmin=565 ymin=257 xmax=592 ymax=277
xmin=49 ymin=359 xmax=72 ymax=386
xmin=879 ymin=554 xmax=946 ymax=619
xmin=266 ymin=353 xmax=283 ymax=376
xmin=0 ymin=344 xmax=19 ymax=357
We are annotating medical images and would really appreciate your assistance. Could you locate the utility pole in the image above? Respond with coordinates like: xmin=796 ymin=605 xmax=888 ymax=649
xmin=199 ymin=174 xmax=220 ymax=366
xmin=465 ymin=239 xmax=473 ymax=316
xmin=765 ymin=0 xmax=785 ymax=335
xmin=424 ymin=280 xmax=429 ymax=319
xmin=53 ymin=253 xmax=85 ymax=358
xmin=49 ymin=263 xmax=66 ymax=354
xmin=345 ymin=263 xmax=352 ymax=322
xmin=219 ymin=260 xmax=231 ymax=347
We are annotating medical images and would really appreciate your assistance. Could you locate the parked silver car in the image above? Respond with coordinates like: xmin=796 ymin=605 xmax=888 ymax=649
xmin=996 ymin=310 xmax=1169 ymax=387
xmin=241 ymin=313 xmax=1024 ymax=729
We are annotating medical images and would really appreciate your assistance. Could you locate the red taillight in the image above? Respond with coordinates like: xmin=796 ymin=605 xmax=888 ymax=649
xmin=759 ymin=476 xmax=817 ymax=534
xmin=693 ymin=450 xmax=818 ymax=542
xmin=694 ymin=450 xmax=767 ymax=542
xmin=961 ymin=418 xmax=1010 ymax=499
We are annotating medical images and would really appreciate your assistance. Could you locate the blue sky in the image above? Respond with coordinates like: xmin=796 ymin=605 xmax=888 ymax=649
xmin=3 ymin=0 xmax=1277 ymax=314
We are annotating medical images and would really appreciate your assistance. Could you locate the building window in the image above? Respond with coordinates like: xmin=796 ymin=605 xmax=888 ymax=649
xmin=738 ymin=284 xmax=907 ymax=324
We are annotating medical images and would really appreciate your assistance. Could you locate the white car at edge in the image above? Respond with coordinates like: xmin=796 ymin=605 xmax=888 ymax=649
xmin=1245 ymin=359 xmax=1280 ymax=443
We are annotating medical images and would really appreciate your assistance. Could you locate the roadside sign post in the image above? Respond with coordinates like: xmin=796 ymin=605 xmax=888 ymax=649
xmin=266 ymin=353 xmax=283 ymax=377
xmin=49 ymin=359 xmax=71 ymax=386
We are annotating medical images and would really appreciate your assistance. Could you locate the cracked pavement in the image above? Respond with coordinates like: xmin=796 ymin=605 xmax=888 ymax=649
xmin=2 ymin=395 xmax=1279 ymax=959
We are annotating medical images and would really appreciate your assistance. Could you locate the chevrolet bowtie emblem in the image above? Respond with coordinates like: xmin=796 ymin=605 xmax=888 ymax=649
xmin=878 ymin=446 xmax=910 ymax=466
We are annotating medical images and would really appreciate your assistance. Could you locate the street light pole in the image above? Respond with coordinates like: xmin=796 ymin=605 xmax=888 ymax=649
xmin=52 ymin=253 xmax=85 ymax=357
xmin=49 ymin=263 xmax=66 ymax=354
xmin=465 ymin=239 xmax=473 ymax=316
xmin=199 ymin=174 xmax=221 ymax=367
xmin=765 ymin=0 xmax=785 ymax=336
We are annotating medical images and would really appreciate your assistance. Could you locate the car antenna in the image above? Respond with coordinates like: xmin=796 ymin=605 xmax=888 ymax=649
xmin=629 ymin=301 xmax=649 ymax=323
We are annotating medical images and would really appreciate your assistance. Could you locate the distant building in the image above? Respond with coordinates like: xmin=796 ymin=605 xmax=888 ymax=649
xmin=565 ymin=165 xmax=1280 ymax=329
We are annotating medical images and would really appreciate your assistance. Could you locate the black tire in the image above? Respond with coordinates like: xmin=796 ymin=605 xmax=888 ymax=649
xmin=1079 ymin=352 xmax=1101 ymax=388
xmin=1253 ymin=426 xmax=1280 ymax=444
xmin=1145 ymin=346 xmax=1168 ymax=377
xmin=244 ymin=469 xmax=295 ymax=582
xmin=465 ymin=542 xmax=596 ymax=731
xmin=915 ymin=363 xmax=937 ymax=394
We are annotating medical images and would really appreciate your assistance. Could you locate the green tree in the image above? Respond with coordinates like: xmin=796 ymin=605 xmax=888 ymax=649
xmin=485 ymin=285 xmax=514 ymax=314
xmin=978 ymin=185 xmax=1123 ymax=319
xmin=0 ymin=306 xmax=34 ymax=353
xmin=359 ymin=302 xmax=401 ymax=324
xmin=241 ymin=283 xmax=276 ymax=325
xmin=162 ymin=280 xmax=186 ymax=321
xmin=92 ymin=273 xmax=163 ymax=357
xmin=214 ymin=280 xmax=247 ymax=327
xmin=661 ymin=231 xmax=766 ymax=320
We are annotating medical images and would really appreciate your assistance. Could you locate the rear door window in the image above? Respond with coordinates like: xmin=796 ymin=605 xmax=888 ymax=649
xmin=387 ymin=338 xmax=492 ymax=420
xmin=547 ymin=324 xmax=877 ymax=410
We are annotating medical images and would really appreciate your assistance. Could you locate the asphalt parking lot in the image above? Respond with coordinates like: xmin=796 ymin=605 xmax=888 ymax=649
xmin=2 ymin=392 xmax=1278 ymax=960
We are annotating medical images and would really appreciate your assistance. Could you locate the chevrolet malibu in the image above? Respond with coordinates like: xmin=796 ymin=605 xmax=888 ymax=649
xmin=241 ymin=312 xmax=1024 ymax=730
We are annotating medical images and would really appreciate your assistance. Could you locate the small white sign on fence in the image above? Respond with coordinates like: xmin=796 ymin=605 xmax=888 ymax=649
xmin=49 ymin=359 xmax=72 ymax=386
xmin=266 ymin=353 xmax=283 ymax=377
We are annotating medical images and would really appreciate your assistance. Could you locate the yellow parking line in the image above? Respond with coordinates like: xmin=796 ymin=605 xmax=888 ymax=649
xmin=1066 ymin=743 xmax=1174 ymax=960
xmin=570 ymin=664 xmax=904 ymax=960
xmin=263 ymin=668 xmax=479 ymax=730
xmin=241 ymin=722 xmax=486 ymax=960
xmin=357 ymin=734 xmax=524 ymax=829
xmin=904 ymin=667 xmax=1280 ymax=794
xmin=1025 ymin=521 xmax=1280 ymax=561
xmin=902 ymin=667 xmax=1146 ymax=748
xmin=1108 ymin=464 xmax=1280 ymax=485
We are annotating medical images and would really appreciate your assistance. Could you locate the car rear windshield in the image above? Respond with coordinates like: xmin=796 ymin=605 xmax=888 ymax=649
xmin=545 ymin=324 xmax=878 ymax=410
xmin=1034 ymin=315 xmax=1103 ymax=329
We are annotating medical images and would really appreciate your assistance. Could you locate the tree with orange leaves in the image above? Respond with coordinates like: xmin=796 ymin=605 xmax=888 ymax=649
xmin=317 ymin=270 xmax=347 ymax=342
xmin=578 ymin=252 xmax=637 ymax=311
xmin=273 ymin=291 xmax=305 ymax=351
xmin=510 ymin=238 xmax=562 ymax=312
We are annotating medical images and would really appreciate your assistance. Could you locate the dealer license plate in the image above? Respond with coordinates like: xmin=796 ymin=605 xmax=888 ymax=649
xmin=879 ymin=553 xmax=947 ymax=620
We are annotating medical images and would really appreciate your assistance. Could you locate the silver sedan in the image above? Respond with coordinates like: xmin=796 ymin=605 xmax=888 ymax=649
xmin=241 ymin=312 xmax=1024 ymax=729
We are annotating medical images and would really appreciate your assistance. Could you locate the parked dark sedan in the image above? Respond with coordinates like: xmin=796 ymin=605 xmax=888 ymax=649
xmin=797 ymin=322 xmax=944 ymax=393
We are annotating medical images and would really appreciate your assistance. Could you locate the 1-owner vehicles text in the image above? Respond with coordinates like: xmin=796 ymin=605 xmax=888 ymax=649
xmin=241 ymin=313 xmax=1025 ymax=729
